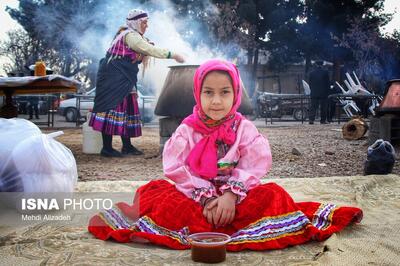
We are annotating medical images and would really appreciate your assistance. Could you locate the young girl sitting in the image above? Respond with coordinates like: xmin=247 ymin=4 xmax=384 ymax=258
xmin=88 ymin=59 xmax=362 ymax=251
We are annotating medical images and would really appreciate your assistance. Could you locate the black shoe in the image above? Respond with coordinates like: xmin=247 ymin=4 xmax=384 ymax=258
xmin=121 ymin=145 xmax=144 ymax=155
xmin=36 ymin=116 xmax=40 ymax=119
xmin=100 ymin=148 xmax=123 ymax=157
xmin=28 ymin=117 xmax=33 ymax=120
xmin=320 ymin=121 xmax=328 ymax=124
xmin=309 ymin=121 xmax=314 ymax=125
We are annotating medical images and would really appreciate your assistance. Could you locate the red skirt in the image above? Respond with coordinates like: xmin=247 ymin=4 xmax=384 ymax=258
xmin=88 ymin=180 xmax=362 ymax=251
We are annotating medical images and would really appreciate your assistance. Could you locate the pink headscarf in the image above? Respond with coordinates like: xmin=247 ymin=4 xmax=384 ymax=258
xmin=182 ymin=59 xmax=243 ymax=179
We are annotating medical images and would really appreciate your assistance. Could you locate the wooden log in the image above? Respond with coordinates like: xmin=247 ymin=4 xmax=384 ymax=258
xmin=342 ymin=116 xmax=369 ymax=140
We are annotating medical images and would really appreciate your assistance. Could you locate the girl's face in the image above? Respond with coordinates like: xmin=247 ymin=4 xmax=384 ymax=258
xmin=140 ymin=19 xmax=148 ymax=34
xmin=200 ymin=71 xmax=234 ymax=121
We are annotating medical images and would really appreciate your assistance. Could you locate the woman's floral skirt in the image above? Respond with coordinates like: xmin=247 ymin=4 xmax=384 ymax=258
xmin=89 ymin=93 xmax=142 ymax=137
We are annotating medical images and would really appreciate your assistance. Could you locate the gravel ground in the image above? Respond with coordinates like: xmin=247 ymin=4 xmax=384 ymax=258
xmin=50 ymin=120 xmax=399 ymax=181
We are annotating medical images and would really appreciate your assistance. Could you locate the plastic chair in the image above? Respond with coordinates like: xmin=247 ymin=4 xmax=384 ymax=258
xmin=334 ymin=82 xmax=361 ymax=117
xmin=302 ymin=80 xmax=311 ymax=95
xmin=345 ymin=72 xmax=371 ymax=95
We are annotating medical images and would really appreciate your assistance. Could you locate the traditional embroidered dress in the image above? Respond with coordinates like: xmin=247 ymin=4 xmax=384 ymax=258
xmin=88 ymin=60 xmax=362 ymax=251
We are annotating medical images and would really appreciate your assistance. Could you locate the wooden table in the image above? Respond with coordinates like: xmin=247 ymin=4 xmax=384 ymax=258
xmin=0 ymin=75 xmax=80 ymax=119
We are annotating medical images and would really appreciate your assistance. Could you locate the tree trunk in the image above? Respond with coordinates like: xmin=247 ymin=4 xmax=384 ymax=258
xmin=305 ymin=53 xmax=311 ymax=78
xmin=245 ymin=48 xmax=258 ymax=98
xmin=251 ymin=48 xmax=259 ymax=96
xmin=64 ymin=53 xmax=72 ymax=76
xmin=87 ymin=61 xmax=98 ymax=88
xmin=333 ymin=57 xmax=342 ymax=82
xmin=247 ymin=48 xmax=253 ymax=66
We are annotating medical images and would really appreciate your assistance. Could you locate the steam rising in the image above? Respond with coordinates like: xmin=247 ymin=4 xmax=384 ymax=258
xmin=69 ymin=0 xmax=244 ymax=94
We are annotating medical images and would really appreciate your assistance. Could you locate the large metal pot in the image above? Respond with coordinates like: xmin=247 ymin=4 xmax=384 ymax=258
xmin=155 ymin=65 xmax=253 ymax=117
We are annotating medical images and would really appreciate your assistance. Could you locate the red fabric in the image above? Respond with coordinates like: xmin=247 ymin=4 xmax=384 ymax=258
xmin=88 ymin=180 xmax=363 ymax=251
xmin=182 ymin=59 xmax=243 ymax=179
xmin=295 ymin=201 xmax=363 ymax=241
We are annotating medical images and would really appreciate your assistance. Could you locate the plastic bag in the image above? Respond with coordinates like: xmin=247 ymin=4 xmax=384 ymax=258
xmin=364 ymin=139 xmax=396 ymax=175
xmin=0 ymin=118 xmax=77 ymax=192
xmin=0 ymin=118 xmax=42 ymax=158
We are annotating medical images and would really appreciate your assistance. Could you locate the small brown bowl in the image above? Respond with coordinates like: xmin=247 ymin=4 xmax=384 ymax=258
xmin=188 ymin=232 xmax=231 ymax=263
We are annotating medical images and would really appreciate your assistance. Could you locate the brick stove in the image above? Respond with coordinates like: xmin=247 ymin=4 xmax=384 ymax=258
xmin=369 ymin=79 xmax=400 ymax=145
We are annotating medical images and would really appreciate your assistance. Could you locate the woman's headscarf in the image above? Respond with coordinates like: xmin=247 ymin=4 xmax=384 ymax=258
xmin=182 ymin=59 xmax=243 ymax=179
xmin=126 ymin=9 xmax=148 ymax=34
xmin=125 ymin=9 xmax=152 ymax=75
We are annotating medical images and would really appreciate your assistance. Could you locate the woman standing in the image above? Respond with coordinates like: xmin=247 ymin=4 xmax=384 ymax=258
xmin=90 ymin=9 xmax=185 ymax=157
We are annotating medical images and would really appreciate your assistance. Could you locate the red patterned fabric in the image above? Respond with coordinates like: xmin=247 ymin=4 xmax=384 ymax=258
xmin=88 ymin=180 xmax=362 ymax=251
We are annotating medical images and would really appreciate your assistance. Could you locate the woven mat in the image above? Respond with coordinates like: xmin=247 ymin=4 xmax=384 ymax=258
xmin=0 ymin=175 xmax=399 ymax=265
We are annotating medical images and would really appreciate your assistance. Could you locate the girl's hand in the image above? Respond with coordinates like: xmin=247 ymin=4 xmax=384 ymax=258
xmin=203 ymin=198 xmax=218 ymax=225
xmin=214 ymin=191 xmax=237 ymax=227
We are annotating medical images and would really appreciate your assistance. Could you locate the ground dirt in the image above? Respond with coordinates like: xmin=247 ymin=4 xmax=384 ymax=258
xmin=48 ymin=122 xmax=399 ymax=181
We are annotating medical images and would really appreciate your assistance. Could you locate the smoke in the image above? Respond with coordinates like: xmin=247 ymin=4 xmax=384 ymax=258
xmin=28 ymin=0 xmax=246 ymax=92
xmin=139 ymin=5 xmax=220 ymax=95
xmin=74 ymin=0 xmax=244 ymax=94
